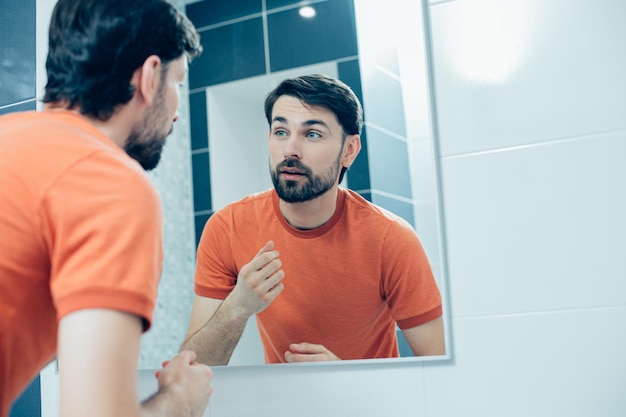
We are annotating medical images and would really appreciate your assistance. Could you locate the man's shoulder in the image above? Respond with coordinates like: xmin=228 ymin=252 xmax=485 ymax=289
xmin=343 ymin=189 xmax=399 ymax=220
xmin=342 ymin=188 xmax=415 ymax=232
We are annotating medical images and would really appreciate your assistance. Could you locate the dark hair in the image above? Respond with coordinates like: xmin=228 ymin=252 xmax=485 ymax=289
xmin=264 ymin=74 xmax=363 ymax=135
xmin=264 ymin=74 xmax=363 ymax=183
xmin=43 ymin=0 xmax=202 ymax=121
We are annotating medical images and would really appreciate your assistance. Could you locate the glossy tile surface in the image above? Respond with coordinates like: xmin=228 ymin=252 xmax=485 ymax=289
xmin=441 ymin=131 xmax=626 ymax=317
xmin=367 ymin=127 xmax=412 ymax=199
xmin=185 ymin=0 xmax=262 ymax=28
xmin=189 ymin=18 xmax=265 ymax=88
xmin=430 ymin=0 xmax=626 ymax=156
xmin=189 ymin=90 xmax=209 ymax=150
xmin=267 ymin=0 xmax=358 ymax=72
xmin=424 ymin=308 xmax=626 ymax=416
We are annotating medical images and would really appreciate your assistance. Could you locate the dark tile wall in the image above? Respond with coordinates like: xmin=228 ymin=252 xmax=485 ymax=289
xmin=266 ymin=1 xmax=358 ymax=72
xmin=337 ymin=59 xmax=370 ymax=193
xmin=185 ymin=0 xmax=415 ymax=243
xmin=1 ymin=0 xmax=42 ymax=413
xmin=186 ymin=0 xmax=262 ymax=28
xmin=188 ymin=17 xmax=266 ymax=89
xmin=0 ymin=0 xmax=37 ymax=112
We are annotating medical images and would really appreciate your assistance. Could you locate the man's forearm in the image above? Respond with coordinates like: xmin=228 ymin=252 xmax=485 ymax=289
xmin=180 ymin=300 xmax=250 ymax=366
xmin=140 ymin=388 xmax=191 ymax=417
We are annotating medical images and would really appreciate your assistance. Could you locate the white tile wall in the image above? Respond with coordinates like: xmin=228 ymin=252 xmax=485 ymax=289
xmin=430 ymin=0 xmax=626 ymax=157
xmin=442 ymin=131 xmax=626 ymax=317
xmin=423 ymin=307 xmax=626 ymax=416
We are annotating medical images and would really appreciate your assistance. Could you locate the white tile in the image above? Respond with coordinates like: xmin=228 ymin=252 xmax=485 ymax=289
xmin=429 ymin=0 xmax=626 ymax=156
xmin=207 ymin=362 xmax=427 ymax=417
xmin=441 ymin=132 xmax=626 ymax=317
xmin=423 ymin=308 xmax=626 ymax=417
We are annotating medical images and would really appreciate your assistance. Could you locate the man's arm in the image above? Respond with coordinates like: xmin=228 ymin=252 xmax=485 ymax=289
xmin=401 ymin=316 xmax=446 ymax=356
xmin=181 ymin=240 xmax=285 ymax=366
xmin=179 ymin=295 xmax=249 ymax=366
xmin=57 ymin=309 xmax=213 ymax=417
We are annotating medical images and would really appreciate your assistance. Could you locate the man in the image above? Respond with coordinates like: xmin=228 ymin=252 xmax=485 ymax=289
xmin=181 ymin=74 xmax=445 ymax=365
xmin=0 ymin=1 xmax=213 ymax=416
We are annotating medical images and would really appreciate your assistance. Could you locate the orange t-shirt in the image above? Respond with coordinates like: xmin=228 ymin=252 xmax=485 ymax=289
xmin=194 ymin=188 xmax=442 ymax=363
xmin=0 ymin=110 xmax=163 ymax=416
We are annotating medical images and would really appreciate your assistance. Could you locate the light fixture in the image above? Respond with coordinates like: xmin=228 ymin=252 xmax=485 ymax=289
xmin=299 ymin=6 xmax=316 ymax=18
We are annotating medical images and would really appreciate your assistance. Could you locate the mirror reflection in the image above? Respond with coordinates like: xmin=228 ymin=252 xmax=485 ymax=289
xmin=182 ymin=0 xmax=451 ymax=366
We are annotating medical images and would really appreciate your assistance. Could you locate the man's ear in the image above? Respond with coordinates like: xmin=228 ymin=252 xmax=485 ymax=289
xmin=341 ymin=134 xmax=361 ymax=169
xmin=132 ymin=55 xmax=162 ymax=106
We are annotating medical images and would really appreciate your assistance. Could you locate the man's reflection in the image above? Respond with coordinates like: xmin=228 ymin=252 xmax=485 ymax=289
xmin=181 ymin=74 xmax=444 ymax=364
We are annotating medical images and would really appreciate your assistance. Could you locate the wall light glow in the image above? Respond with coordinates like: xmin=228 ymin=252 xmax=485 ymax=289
xmin=299 ymin=6 xmax=316 ymax=18
xmin=442 ymin=0 xmax=535 ymax=85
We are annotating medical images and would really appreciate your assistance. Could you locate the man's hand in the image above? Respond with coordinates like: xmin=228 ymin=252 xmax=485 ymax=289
xmin=226 ymin=240 xmax=285 ymax=317
xmin=284 ymin=342 xmax=341 ymax=363
xmin=152 ymin=350 xmax=213 ymax=417
xmin=180 ymin=241 xmax=286 ymax=366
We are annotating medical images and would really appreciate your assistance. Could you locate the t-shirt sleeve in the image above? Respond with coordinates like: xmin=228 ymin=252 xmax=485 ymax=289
xmin=382 ymin=218 xmax=442 ymax=329
xmin=193 ymin=209 xmax=238 ymax=299
xmin=40 ymin=152 xmax=163 ymax=331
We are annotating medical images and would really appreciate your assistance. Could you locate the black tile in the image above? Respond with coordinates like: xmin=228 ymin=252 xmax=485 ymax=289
xmin=189 ymin=91 xmax=209 ymax=150
xmin=267 ymin=0 xmax=358 ymax=72
xmin=192 ymin=152 xmax=212 ymax=211
xmin=185 ymin=0 xmax=262 ymax=29
xmin=338 ymin=59 xmax=364 ymax=110
xmin=9 ymin=375 xmax=41 ymax=417
xmin=346 ymin=128 xmax=370 ymax=192
xmin=266 ymin=0 xmax=311 ymax=11
xmin=0 ymin=100 xmax=37 ymax=116
xmin=194 ymin=212 xmax=213 ymax=248
xmin=341 ymin=59 xmax=370 ymax=193
xmin=189 ymin=18 xmax=266 ymax=89
xmin=0 ymin=0 xmax=36 ymax=107
xmin=397 ymin=329 xmax=412 ymax=357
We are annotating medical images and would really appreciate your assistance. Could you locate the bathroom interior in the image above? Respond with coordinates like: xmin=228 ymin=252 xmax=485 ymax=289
xmin=2 ymin=0 xmax=624 ymax=416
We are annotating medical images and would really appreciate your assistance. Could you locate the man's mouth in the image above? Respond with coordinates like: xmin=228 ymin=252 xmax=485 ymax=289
xmin=280 ymin=168 xmax=306 ymax=180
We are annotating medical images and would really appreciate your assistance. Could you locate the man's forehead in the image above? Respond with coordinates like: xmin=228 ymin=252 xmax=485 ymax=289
xmin=271 ymin=96 xmax=337 ymax=125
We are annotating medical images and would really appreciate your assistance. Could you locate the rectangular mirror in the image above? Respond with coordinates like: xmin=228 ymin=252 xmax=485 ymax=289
xmin=182 ymin=0 xmax=452 ymax=366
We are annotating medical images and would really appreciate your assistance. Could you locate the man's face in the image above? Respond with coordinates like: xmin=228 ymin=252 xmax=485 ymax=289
xmin=125 ymin=56 xmax=187 ymax=171
xmin=268 ymin=95 xmax=347 ymax=203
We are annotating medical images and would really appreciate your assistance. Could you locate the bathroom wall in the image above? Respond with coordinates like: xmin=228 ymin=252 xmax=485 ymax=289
xmin=422 ymin=0 xmax=626 ymax=415
xmin=33 ymin=0 xmax=626 ymax=416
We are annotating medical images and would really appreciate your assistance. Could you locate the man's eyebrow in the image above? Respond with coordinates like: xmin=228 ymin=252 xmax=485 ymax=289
xmin=302 ymin=119 xmax=329 ymax=130
xmin=271 ymin=116 xmax=330 ymax=130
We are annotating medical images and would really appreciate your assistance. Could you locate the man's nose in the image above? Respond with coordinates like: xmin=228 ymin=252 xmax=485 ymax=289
xmin=283 ymin=136 xmax=302 ymax=159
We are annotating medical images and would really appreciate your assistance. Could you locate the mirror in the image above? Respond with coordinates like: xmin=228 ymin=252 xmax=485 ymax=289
xmin=183 ymin=0 xmax=451 ymax=366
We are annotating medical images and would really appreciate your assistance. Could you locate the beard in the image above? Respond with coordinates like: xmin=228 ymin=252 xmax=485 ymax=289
xmin=270 ymin=153 xmax=342 ymax=203
xmin=124 ymin=84 xmax=170 ymax=171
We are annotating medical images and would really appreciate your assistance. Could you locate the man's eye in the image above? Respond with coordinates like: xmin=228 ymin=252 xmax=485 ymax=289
xmin=274 ymin=129 xmax=288 ymax=137
xmin=306 ymin=131 xmax=321 ymax=139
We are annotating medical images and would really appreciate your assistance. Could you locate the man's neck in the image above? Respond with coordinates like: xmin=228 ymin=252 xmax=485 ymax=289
xmin=44 ymin=101 xmax=138 ymax=150
xmin=278 ymin=187 xmax=339 ymax=230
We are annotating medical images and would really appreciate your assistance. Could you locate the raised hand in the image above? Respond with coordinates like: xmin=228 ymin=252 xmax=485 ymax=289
xmin=226 ymin=240 xmax=285 ymax=317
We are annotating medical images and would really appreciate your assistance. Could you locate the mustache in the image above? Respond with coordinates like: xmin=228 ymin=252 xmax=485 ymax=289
xmin=275 ymin=159 xmax=312 ymax=175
